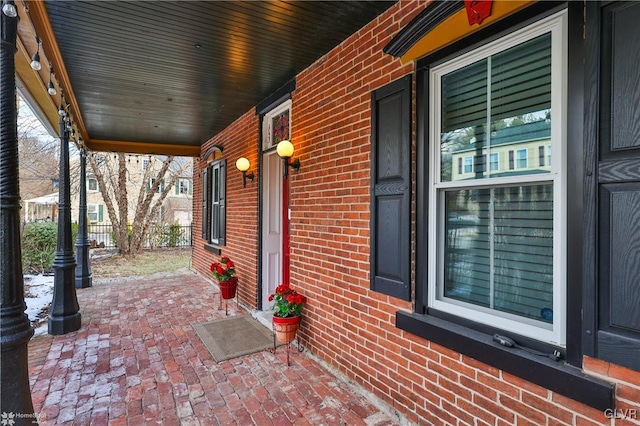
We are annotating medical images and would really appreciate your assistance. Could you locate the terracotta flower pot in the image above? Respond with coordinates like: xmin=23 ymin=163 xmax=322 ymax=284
xmin=218 ymin=277 xmax=238 ymax=300
xmin=272 ymin=315 xmax=301 ymax=343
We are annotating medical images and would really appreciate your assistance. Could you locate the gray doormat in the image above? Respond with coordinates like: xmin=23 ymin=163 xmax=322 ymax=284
xmin=193 ymin=315 xmax=274 ymax=362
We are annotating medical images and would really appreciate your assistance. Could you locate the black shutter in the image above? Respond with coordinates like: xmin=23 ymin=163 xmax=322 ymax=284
xmin=539 ymin=145 xmax=545 ymax=166
xmin=202 ymin=167 xmax=210 ymax=240
xmin=584 ymin=1 xmax=640 ymax=372
xmin=508 ymin=150 xmax=514 ymax=169
xmin=370 ymin=75 xmax=411 ymax=300
xmin=219 ymin=160 xmax=226 ymax=246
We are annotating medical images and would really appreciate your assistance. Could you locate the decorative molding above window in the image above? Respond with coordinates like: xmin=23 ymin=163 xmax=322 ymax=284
xmin=383 ymin=0 xmax=464 ymax=57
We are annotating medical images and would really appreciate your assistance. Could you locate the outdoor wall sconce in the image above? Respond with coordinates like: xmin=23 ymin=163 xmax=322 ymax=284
xmin=276 ymin=140 xmax=300 ymax=179
xmin=235 ymin=157 xmax=255 ymax=187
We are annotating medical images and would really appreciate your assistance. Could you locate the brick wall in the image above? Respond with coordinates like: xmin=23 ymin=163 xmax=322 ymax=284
xmin=192 ymin=108 xmax=260 ymax=309
xmin=192 ymin=1 xmax=640 ymax=424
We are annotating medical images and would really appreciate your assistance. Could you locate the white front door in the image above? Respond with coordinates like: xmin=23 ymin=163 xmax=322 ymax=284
xmin=261 ymin=150 xmax=282 ymax=309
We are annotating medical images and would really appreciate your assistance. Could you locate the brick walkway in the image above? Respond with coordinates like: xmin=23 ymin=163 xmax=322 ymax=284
xmin=28 ymin=273 xmax=397 ymax=426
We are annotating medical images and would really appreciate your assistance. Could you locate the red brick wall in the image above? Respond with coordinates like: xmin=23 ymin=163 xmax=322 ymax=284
xmin=192 ymin=1 xmax=640 ymax=424
xmin=192 ymin=108 xmax=260 ymax=309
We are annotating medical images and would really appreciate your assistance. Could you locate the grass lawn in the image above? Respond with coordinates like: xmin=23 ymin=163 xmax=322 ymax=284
xmin=91 ymin=248 xmax=192 ymax=279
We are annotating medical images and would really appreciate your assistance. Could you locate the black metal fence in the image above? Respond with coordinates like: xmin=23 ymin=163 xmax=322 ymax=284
xmin=88 ymin=223 xmax=192 ymax=249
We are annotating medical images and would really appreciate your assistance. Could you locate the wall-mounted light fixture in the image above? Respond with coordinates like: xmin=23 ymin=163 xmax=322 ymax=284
xmin=235 ymin=157 xmax=255 ymax=188
xmin=276 ymin=140 xmax=300 ymax=179
xmin=30 ymin=36 xmax=42 ymax=70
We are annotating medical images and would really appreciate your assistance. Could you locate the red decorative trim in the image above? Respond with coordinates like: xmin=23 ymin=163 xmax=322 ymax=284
xmin=465 ymin=0 xmax=493 ymax=25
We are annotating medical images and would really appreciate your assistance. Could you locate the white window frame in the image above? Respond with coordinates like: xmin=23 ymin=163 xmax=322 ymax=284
xmin=262 ymin=99 xmax=292 ymax=151
xmin=428 ymin=11 xmax=567 ymax=346
xmin=463 ymin=156 xmax=473 ymax=173
xmin=149 ymin=177 xmax=164 ymax=193
xmin=516 ymin=148 xmax=528 ymax=169
xmin=87 ymin=204 xmax=99 ymax=222
xmin=178 ymin=178 xmax=191 ymax=195
xmin=209 ymin=161 xmax=225 ymax=245
xmin=87 ymin=177 xmax=98 ymax=192
xmin=489 ymin=152 xmax=499 ymax=171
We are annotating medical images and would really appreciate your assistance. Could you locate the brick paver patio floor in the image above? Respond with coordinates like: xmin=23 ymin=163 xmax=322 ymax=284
xmin=27 ymin=272 xmax=397 ymax=426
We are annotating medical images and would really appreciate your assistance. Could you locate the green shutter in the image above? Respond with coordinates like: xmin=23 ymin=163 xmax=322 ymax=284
xmin=175 ymin=182 xmax=179 ymax=195
xmin=98 ymin=205 xmax=104 ymax=222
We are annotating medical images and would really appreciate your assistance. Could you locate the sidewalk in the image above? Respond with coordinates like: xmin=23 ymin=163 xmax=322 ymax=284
xmin=28 ymin=273 xmax=399 ymax=425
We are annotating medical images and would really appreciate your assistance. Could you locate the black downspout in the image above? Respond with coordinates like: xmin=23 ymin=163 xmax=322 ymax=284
xmin=48 ymin=115 xmax=81 ymax=335
xmin=75 ymin=149 xmax=92 ymax=288
xmin=0 ymin=4 xmax=37 ymax=417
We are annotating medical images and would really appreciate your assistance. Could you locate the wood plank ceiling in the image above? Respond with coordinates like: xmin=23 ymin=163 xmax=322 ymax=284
xmin=30 ymin=1 xmax=395 ymax=155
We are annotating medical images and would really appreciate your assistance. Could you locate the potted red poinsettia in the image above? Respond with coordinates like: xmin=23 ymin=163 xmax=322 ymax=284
xmin=210 ymin=256 xmax=237 ymax=300
xmin=268 ymin=284 xmax=307 ymax=343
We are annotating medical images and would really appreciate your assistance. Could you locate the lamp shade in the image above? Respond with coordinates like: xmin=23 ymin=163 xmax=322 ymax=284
xmin=276 ymin=140 xmax=294 ymax=158
xmin=2 ymin=1 xmax=17 ymax=18
xmin=236 ymin=157 xmax=250 ymax=172
xmin=30 ymin=53 xmax=42 ymax=71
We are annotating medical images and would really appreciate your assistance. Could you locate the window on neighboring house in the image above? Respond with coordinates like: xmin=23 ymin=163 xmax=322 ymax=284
xmin=52 ymin=178 xmax=59 ymax=190
xmin=175 ymin=178 xmax=191 ymax=195
xmin=87 ymin=204 xmax=103 ymax=222
xmin=202 ymin=160 xmax=226 ymax=246
xmin=428 ymin=13 xmax=565 ymax=346
xmin=146 ymin=178 xmax=165 ymax=193
xmin=490 ymin=152 xmax=499 ymax=171
xmin=516 ymin=148 xmax=528 ymax=169
xmin=463 ymin=156 xmax=473 ymax=173
xmin=87 ymin=177 xmax=98 ymax=192
xmin=142 ymin=159 xmax=150 ymax=171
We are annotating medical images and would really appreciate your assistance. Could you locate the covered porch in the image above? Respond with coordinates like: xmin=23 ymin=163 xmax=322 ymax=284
xmin=4 ymin=0 xmax=640 ymax=424
xmin=27 ymin=272 xmax=394 ymax=425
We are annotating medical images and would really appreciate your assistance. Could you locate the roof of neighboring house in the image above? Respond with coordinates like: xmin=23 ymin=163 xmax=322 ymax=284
xmin=453 ymin=120 xmax=551 ymax=153
xmin=23 ymin=192 xmax=59 ymax=205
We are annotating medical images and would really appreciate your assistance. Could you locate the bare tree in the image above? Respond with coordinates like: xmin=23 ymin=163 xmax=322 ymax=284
xmin=86 ymin=152 xmax=191 ymax=255
xmin=18 ymin=104 xmax=59 ymax=203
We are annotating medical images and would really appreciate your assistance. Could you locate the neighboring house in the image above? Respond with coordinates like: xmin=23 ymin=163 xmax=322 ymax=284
xmin=190 ymin=2 xmax=640 ymax=425
xmin=69 ymin=154 xmax=193 ymax=227
xmin=450 ymin=120 xmax=552 ymax=181
xmin=18 ymin=136 xmax=59 ymax=222
xmin=22 ymin=192 xmax=58 ymax=223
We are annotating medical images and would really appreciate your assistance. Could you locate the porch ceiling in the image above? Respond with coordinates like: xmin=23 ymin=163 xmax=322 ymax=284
xmin=18 ymin=1 xmax=395 ymax=156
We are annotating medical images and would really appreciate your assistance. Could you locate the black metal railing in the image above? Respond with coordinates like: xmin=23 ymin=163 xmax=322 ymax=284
xmin=87 ymin=223 xmax=193 ymax=249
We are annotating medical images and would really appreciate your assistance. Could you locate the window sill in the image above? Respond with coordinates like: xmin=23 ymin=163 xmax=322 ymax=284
xmin=203 ymin=243 xmax=222 ymax=255
xmin=396 ymin=311 xmax=614 ymax=411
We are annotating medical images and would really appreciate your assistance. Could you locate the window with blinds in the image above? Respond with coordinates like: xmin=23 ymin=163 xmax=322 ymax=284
xmin=440 ymin=33 xmax=552 ymax=182
xmin=429 ymin=12 xmax=566 ymax=344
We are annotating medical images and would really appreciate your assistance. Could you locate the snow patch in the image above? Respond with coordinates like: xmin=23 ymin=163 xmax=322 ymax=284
xmin=24 ymin=274 xmax=54 ymax=330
